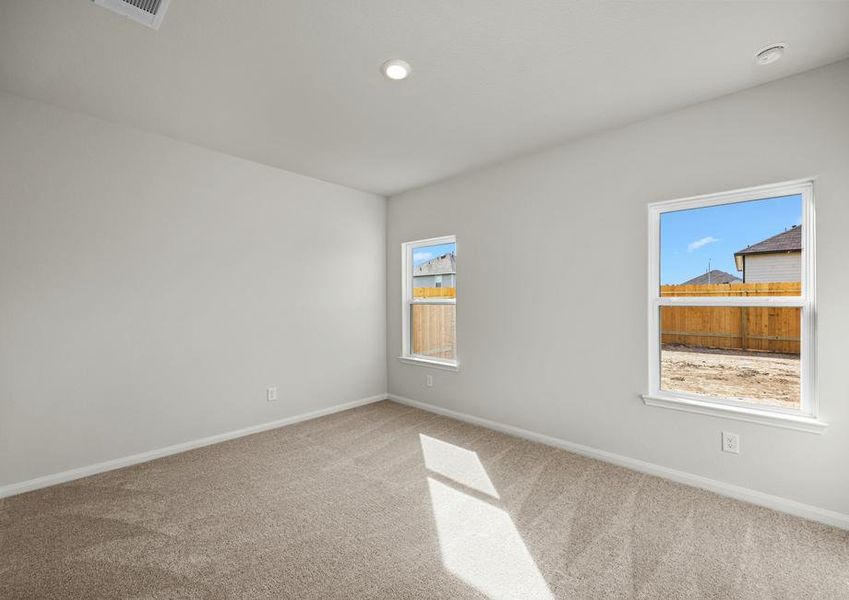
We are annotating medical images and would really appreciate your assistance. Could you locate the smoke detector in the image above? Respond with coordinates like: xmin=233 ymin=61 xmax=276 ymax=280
xmin=755 ymin=43 xmax=787 ymax=66
xmin=93 ymin=0 xmax=171 ymax=30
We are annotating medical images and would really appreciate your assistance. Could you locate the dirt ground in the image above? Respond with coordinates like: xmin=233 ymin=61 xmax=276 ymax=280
xmin=661 ymin=344 xmax=800 ymax=409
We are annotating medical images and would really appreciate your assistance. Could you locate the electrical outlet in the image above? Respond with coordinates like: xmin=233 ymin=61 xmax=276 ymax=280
xmin=722 ymin=431 xmax=740 ymax=454
xmin=426 ymin=374 xmax=433 ymax=388
xmin=267 ymin=387 xmax=278 ymax=402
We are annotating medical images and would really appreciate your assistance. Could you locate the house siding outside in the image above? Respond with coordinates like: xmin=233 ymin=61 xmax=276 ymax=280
xmin=743 ymin=252 xmax=801 ymax=283
xmin=413 ymin=273 xmax=456 ymax=288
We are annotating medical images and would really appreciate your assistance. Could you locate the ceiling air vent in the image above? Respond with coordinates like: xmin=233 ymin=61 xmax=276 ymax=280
xmin=93 ymin=0 xmax=171 ymax=30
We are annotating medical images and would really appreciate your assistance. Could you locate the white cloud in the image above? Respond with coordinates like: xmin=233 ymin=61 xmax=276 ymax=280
xmin=687 ymin=236 xmax=719 ymax=252
xmin=413 ymin=251 xmax=433 ymax=263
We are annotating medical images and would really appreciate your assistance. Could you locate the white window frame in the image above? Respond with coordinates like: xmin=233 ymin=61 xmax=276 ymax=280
xmin=643 ymin=179 xmax=825 ymax=433
xmin=399 ymin=235 xmax=459 ymax=371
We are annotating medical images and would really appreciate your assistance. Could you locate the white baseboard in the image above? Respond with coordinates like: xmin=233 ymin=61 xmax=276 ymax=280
xmin=388 ymin=394 xmax=849 ymax=530
xmin=0 ymin=394 xmax=387 ymax=500
xmin=7 ymin=391 xmax=846 ymax=530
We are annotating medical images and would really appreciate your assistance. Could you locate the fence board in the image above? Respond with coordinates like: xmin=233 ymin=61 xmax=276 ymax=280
xmin=411 ymin=303 xmax=456 ymax=359
xmin=659 ymin=282 xmax=800 ymax=354
xmin=411 ymin=288 xmax=456 ymax=358
xmin=413 ymin=287 xmax=456 ymax=298
xmin=660 ymin=282 xmax=801 ymax=297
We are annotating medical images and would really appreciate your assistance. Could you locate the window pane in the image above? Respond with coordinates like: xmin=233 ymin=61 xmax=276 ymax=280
xmin=412 ymin=304 xmax=456 ymax=360
xmin=660 ymin=195 xmax=802 ymax=296
xmin=413 ymin=242 xmax=456 ymax=299
xmin=660 ymin=306 xmax=800 ymax=409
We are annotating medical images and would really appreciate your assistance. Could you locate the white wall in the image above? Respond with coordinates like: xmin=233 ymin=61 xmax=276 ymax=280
xmin=744 ymin=252 xmax=801 ymax=283
xmin=387 ymin=60 xmax=849 ymax=515
xmin=0 ymin=92 xmax=387 ymax=488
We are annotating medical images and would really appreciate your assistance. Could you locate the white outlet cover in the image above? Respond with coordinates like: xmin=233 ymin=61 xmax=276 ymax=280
xmin=426 ymin=375 xmax=433 ymax=387
xmin=267 ymin=387 xmax=278 ymax=402
xmin=722 ymin=431 xmax=740 ymax=454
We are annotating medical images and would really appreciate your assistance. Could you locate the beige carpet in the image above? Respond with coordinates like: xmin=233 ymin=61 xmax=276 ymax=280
xmin=1 ymin=400 xmax=847 ymax=599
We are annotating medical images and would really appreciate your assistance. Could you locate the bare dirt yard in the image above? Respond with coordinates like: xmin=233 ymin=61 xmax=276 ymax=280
xmin=661 ymin=344 xmax=800 ymax=409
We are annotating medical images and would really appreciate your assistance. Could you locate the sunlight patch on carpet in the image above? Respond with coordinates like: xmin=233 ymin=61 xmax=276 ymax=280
xmin=419 ymin=434 xmax=499 ymax=498
xmin=421 ymin=434 xmax=553 ymax=600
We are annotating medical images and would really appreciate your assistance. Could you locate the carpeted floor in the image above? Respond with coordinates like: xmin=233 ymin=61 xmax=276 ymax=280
xmin=1 ymin=400 xmax=847 ymax=599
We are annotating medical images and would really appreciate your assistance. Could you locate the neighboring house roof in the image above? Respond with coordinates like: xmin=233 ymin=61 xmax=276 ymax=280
xmin=680 ymin=270 xmax=741 ymax=285
xmin=413 ymin=253 xmax=455 ymax=276
xmin=734 ymin=225 xmax=801 ymax=271
xmin=735 ymin=226 xmax=802 ymax=256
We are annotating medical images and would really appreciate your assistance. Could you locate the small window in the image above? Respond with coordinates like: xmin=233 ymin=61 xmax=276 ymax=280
xmin=645 ymin=181 xmax=821 ymax=430
xmin=401 ymin=236 xmax=457 ymax=369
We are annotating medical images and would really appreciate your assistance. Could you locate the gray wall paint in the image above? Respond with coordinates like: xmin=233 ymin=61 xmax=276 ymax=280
xmin=0 ymin=92 xmax=387 ymax=487
xmin=387 ymin=60 xmax=849 ymax=515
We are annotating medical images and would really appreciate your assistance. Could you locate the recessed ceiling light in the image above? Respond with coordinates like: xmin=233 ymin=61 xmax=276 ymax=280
xmin=755 ymin=43 xmax=787 ymax=66
xmin=381 ymin=59 xmax=411 ymax=81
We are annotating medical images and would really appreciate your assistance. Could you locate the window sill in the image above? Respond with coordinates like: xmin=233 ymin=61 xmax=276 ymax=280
xmin=641 ymin=393 xmax=827 ymax=434
xmin=397 ymin=356 xmax=460 ymax=372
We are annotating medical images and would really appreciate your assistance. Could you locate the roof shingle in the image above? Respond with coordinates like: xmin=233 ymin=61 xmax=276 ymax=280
xmin=413 ymin=253 xmax=455 ymax=276
xmin=735 ymin=225 xmax=801 ymax=256
xmin=680 ymin=270 xmax=741 ymax=285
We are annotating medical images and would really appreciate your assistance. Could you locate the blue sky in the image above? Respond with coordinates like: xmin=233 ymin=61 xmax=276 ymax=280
xmin=660 ymin=194 xmax=801 ymax=285
xmin=413 ymin=242 xmax=455 ymax=267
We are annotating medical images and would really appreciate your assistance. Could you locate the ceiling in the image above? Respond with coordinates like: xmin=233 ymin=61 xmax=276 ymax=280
xmin=1 ymin=1 xmax=848 ymax=196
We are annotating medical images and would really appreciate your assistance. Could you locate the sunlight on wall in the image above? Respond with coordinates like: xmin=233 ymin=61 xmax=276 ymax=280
xmin=420 ymin=434 xmax=553 ymax=600
xmin=419 ymin=434 xmax=499 ymax=498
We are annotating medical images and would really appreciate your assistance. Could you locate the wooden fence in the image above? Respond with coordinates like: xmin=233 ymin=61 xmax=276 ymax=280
xmin=409 ymin=283 xmax=801 ymax=357
xmin=411 ymin=287 xmax=456 ymax=358
xmin=411 ymin=304 xmax=456 ymax=359
xmin=413 ymin=287 xmax=456 ymax=298
xmin=660 ymin=282 xmax=801 ymax=354
xmin=660 ymin=282 xmax=801 ymax=297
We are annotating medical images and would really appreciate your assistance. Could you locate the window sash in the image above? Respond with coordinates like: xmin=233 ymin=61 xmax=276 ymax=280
xmin=647 ymin=179 xmax=816 ymax=419
xmin=654 ymin=296 xmax=805 ymax=307
xmin=649 ymin=179 xmax=814 ymax=302
xmin=410 ymin=297 xmax=456 ymax=305
xmin=651 ymin=303 xmax=813 ymax=411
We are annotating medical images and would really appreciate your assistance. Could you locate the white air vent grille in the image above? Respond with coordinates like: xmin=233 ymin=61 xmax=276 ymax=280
xmin=125 ymin=0 xmax=163 ymax=15
xmin=93 ymin=0 xmax=171 ymax=30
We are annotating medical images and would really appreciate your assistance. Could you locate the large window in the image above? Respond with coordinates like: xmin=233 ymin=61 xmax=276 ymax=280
xmin=645 ymin=180 xmax=823 ymax=432
xmin=401 ymin=236 xmax=458 ymax=369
